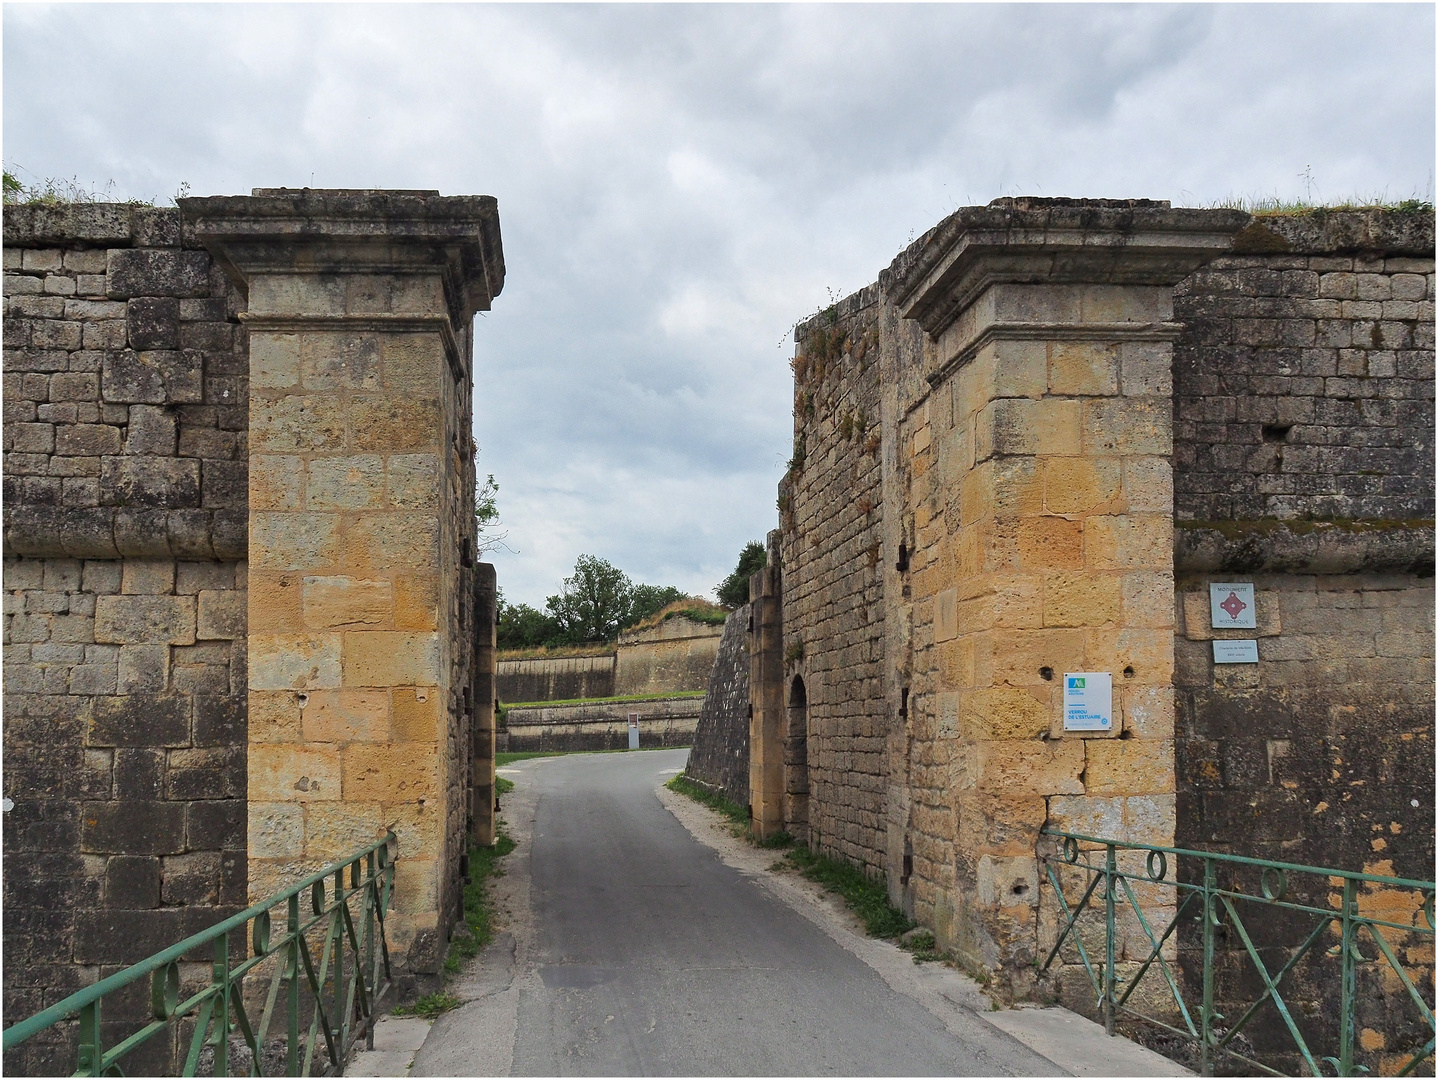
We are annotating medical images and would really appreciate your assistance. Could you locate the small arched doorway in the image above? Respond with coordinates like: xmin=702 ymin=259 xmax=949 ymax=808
xmin=785 ymin=675 xmax=809 ymax=842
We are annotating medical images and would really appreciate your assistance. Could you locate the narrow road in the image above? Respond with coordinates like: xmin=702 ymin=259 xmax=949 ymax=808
xmin=414 ymin=749 xmax=1063 ymax=1076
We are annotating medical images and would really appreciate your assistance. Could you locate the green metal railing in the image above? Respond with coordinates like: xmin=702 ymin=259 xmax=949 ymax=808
xmin=3 ymin=834 xmax=396 ymax=1077
xmin=1039 ymin=828 xmax=1435 ymax=1077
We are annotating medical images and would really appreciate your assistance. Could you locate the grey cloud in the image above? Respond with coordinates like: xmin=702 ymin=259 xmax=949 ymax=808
xmin=5 ymin=4 xmax=1432 ymax=605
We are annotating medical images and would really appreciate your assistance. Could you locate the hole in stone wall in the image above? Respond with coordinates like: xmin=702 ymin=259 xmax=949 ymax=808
xmin=895 ymin=543 xmax=909 ymax=573
xmin=1123 ymin=666 xmax=1135 ymax=678
xmin=295 ymin=693 xmax=309 ymax=708
xmin=1039 ymin=667 xmax=1053 ymax=681
xmin=1012 ymin=881 xmax=1029 ymax=897
xmin=899 ymin=687 xmax=909 ymax=718
xmin=1262 ymin=424 xmax=1293 ymax=443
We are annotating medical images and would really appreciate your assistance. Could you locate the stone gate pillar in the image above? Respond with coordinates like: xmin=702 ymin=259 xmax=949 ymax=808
xmin=184 ymin=190 xmax=504 ymax=970
xmin=471 ymin=562 xmax=497 ymax=847
xmin=748 ymin=530 xmax=785 ymax=840
xmin=884 ymin=199 xmax=1243 ymax=987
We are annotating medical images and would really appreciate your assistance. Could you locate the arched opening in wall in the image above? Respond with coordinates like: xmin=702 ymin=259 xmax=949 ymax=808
xmin=785 ymin=675 xmax=809 ymax=842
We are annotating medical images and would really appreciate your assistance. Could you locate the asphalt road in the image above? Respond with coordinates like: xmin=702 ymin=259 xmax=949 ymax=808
xmin=452 ymin=748 xmax=1060 ymax=1077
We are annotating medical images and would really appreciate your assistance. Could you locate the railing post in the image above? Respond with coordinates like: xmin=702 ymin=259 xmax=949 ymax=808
xmin=1339 ymin=877 xmax=1359 ymax=1077
xmin=365 ymin=850 xmax=377 ymax=1052
xmin=76 ymin=1000 xmax=101 ymax=1077
xmin=1104 ymin=843 xmax=1117 ymax=1036
xmin=287 ymin=893 xmax=300 ymax=1078
xmin=212 ymin=935 xmax=230 ymax=1077
xmin=334 ymin=867 xmax=347 ymax=1071
xmin=1200 ymin=856 xmax=1217 ymax=1077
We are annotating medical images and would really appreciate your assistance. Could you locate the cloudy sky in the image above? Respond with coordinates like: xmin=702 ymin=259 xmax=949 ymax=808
xmin=5 ymin=4 xmax=1433 ymax=606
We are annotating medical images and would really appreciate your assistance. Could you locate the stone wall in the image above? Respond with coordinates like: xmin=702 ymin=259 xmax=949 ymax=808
xmin=685 ymin=604 xmax=751 ymax=807
xmin=762 ymin=198 xmax=1434 ymax=1037
xmin=614 ymin=614 xmax=723 ymax=696
xmin=782 ymin=284 xmax=888 ymax=861
xmin=2 ymin=204 xmax=248 ymax=1076
xmin=495 ymin=653 xmax=615 ymax=704
xmin=3 ymin=190 xmax=506 ymax=1071
xmin=502 ymin=696 xmax=700 ymax=752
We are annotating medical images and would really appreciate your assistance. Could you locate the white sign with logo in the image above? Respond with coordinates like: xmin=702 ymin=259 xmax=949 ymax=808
xmin=1209 ymin=582 xmax=1257 ymax=629
xmin=1063 ymin=672 xmax=1113 ymax=732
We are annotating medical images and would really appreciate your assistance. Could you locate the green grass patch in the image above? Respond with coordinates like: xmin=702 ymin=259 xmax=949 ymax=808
xmin=783 ymin=846 xmax=913 ymax=939
xmin=393 ymin=991 xmax=461 ymax=1020
xmin=665 ymin=774 xmax=749 ymax=829
xmin=503 ymin=691 xmax=706 ymax=710
xmin=495 ymin=775 xmax=514 ymax=795
xmin=442 ymin=827 xmax=517 ymax=975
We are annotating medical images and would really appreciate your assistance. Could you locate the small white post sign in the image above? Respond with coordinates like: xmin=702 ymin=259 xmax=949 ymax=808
xmin=1209 ymin=582 xmax=1256 ymax=629
xmin=1063 ymin=672 xmax=1113 ymax=732
xmin=1213 ymin=640 xmax=1259 ymax=664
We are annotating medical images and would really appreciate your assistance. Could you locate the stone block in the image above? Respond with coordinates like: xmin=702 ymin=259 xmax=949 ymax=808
xmin=175 ymin=561 xmax=234 ymax=594
xmin=391 ymin=688 xmax=439 ymax=741
xmin=100 ymin=456 xmax=200 ymax=509
xmin=982 ymin=398 xmax=1082 ymax=458
xmin=249 ymin=396 xmax=345 ymax=453
xmin=1046 ymin=794 xmax=1125 ymax=840
xmin=384 ymin=453 xmax=439 ymax=509
xmin=125 ymin=297 xmax=179 ymax=350
xmin=1085 ymin=515 xmax=1171 ymax=571
xmin=302 ymin=575 xmax=392 ymax=629
xmin=1121 ymin=457 xmax=1172 ymax=514
xmin=247 ymin=572 xmax=303 ymax=634
xmin=306 ymin=801 xmax=385 ymax=860
xmin=249 ymin=455 xmax=305 ymax=511
xmin=989 ymin=628 xmax=1085 ymax=687
xmin=9 ymin=422 xmax=54 ymax=453
xmin=306 ymin=455 xmax=385 ymax=510
xmin=1084 ymin=738 xmax=1175 ymax=796
xmin=104 ymin=855 xmax=161 ymax=909
xmin=1121 ymin=571 xmax=1175 ymax=629
xmin=1049 ymin=342 xmax=1118 ymax=396
xmin=347 ymin=397 xmax=440 ymax=452
xmin=248 ymin=744 xmax=341 ymax=802
xmin=121 ymin=559 xmax=176 ymax=595
xmin=959 ymin=688 xmax=1050 ymax=740
xmin=186 ymin=800 xmax=244 ymax=850
xmin=342 ymin=631 xmax=439 ymax=687
xmin=196 ymin=590 xmax=245 ymax=640
xmin=249 ymin=333 xmax=301 ymax=389
xmin=1042 ymin=571 xmax=1120 ymax=627
xmin=1082 ymin=398 xmax=1171 ymax=456
xmin=381 ymin=334 xmax=444 ymax=392
xmin=342 ymin=514 xmax=438 ymax=572
xmin=249 ymin=513 xmax=341 ymax=572
xmin=1123 ymin=793 xmax=1175 ymax=845
xmin=193 ymin=693 xmax=245 ymax=747
xmin=1043 ymin=458 xmax=1123 ymax=517
xmin=958 ymin=739 xmax=1085 ymax=796
xmin=247 ymin=633 xmax=341 ymax=691
xmin=933 ymin=588 xmax=958 ymax=643
xmin=116 ymin=647 xmax=169 ymax=696
xmin=300 ymin=689 xmax=390 ymax=743
xmin=101 ymin=349 xmax=201 ymax=405
xmin=94 ymin=595 xmax=195 ymax=645
xmin=56 ymin=423 xmax=122 ymax=457
xmin=247 ymin=803 xmax=304 ymax=859
xmin=89 ymin=691 xmax=188 ymax=746
xmin=81 ymin=800 xmax=186 ymax=855
xmin=977 ymin=855 xmax=1038 ymax=908
xmin=124 ymin=405 xmax=177 ymax=455
xmin=106 ymin=249 xmax=210 ymax=300
xmin=385 ymin=797 xmax=444 ymax=860
xmin=301 ymin=332 xmax=381 ymax=391
xmin=342 ymin=743 xmax=438 ymax=805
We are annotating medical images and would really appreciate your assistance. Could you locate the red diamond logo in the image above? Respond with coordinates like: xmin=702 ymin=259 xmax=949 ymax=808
xmin=1219 ymin=591 xmax=1247 ymax=621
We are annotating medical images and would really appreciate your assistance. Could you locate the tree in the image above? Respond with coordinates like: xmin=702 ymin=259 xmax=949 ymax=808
xmin=545 ymin=555 xmax=633 ymax=643
xmin=627 ymin=584 xmax=689 ymax=627
xmin=716 ymin=541 xmax=767 ymax=608
xmin=475 ymin=473 xmax=511 ymax=554
xmin=496 ymin=593 xmax=563 ymax=650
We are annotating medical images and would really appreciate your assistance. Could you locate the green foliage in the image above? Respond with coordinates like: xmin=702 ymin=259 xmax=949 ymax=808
xmin=716 ymin=541 xmax=767 ymax=608
xmin=442 ymin=828 xmax=517 ymax=975
xmin=495 ymin=776 xmax=515 ymax=795
xmin=756 ymin=830 xmax=794 ymax=850
xmin=393 ymin=992 xmax=461 ymax=1020
xmin=666 ymin=774 xmax=749 ymax=829
xmin=545 ymin=554 xmax=633 ymax=642
xmin=1 ymin=163 xmax=158 ymax=207
xmin=629 ymin=584 xmax=689 ymax=626
xmin=496 ymin=596 xmax=563 ymax=650
xmin=475 ymin=473 xmax=508 ymax=555
xmin=784 ymin=846 xmax=913 ymax=939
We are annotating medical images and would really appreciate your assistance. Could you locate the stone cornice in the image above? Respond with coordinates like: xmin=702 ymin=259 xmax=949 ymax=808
xmin=925 ymin=319 xmax=1184 ymax=388
xmin=179 ymin=189 xmax=504 ymax=330
xmin=882 ymin=199 xmax=1249 ymax=339
xmin=3 ymin=506 xmax=246 ymax=561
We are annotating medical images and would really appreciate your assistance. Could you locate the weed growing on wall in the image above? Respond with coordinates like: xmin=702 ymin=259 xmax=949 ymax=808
xmin=393 ymin=992 xmax=462 ymax=1020
xmin=439 ymin=825 xmax=517 ymax=976
xmin=783 ymin=847 xmax=913 ymax=939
